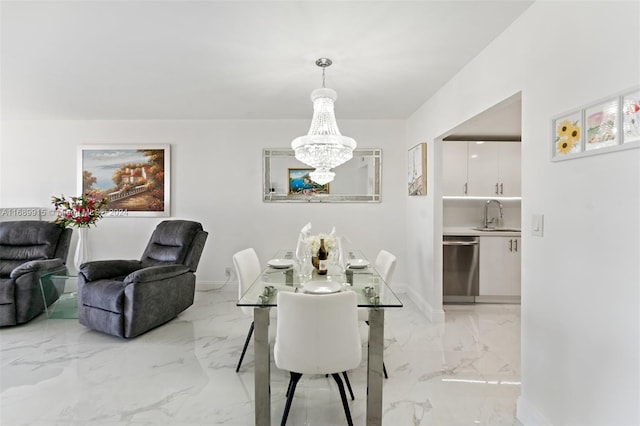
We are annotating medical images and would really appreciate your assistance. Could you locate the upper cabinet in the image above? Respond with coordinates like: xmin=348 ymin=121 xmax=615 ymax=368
xmin=443 ymin=141 xmax=521 ymax=197
xmin=442 ymin=142 xmax=469 ymax=196
xmin=495 ymin=142 xmax=521 ymax=197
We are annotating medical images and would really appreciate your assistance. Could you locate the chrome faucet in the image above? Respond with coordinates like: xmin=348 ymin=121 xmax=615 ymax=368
xmin=483 ymin=199 xmax=503 ymax=228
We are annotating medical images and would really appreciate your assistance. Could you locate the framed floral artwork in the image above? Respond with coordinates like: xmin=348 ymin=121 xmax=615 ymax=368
xmin=552 ymin=86 xmax=639 ymax=162
xmin=288 ymin=168 xmax=330 ymax=195
xmin=78 ymin=144 xmax=170 ymax=217
xmin=585 ymin=98 xmax=619 ymax=151
xmin=622 ymin=90 xmax=640 ymax=144
xmin=552 ymin=111 xmax=582 ymax=159
xmin=408 ymin=142 xmax=427 ymax=195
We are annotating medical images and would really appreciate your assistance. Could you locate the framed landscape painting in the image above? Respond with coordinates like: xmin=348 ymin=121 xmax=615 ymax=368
xmin=288 ymin=168 xmax=330 ymax=195
xmin=78 ymin=145 xmax=170 ymax=217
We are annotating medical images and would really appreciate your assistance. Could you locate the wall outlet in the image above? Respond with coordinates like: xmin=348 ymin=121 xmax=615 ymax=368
xmin=225 ymin=267 xmax=232 ymax=277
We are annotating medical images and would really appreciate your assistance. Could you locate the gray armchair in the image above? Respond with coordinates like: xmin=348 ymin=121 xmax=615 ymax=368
xmin=0 ymin=221 xmax=72 ymax=326
xmin=78 ymin=220 xmax=208 ymax=338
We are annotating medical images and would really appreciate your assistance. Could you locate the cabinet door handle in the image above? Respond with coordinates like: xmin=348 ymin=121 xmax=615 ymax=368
xmin=500 ymin=183 xmax=504 ymax=194
xmin=514 ymin=239 xmax=518 ymax=252
xmin=509 ymin=239 xmax=513 ymax=252
xmin=464 ymin=182 xmax=468 ymax=195
xmin=495 ymin=183 xmax=499 ymax=195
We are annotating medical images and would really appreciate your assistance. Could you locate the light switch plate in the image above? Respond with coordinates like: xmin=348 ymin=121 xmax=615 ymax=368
xmin=532 ymin=214 xmax=544 ymax=237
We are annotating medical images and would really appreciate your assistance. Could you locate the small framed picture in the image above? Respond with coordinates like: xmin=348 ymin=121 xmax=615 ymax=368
xmin=288 ymin=168 xmax=330 ymax=195
xmin=585 ymin=98 xmax=619 ymax=151
xmin=622 ymin=89 xmax=640 ymax=144
xmin=552 ymin=111 xmax=583 ymax=159
xmin=408 ymin=142 xmax=427 ymax=196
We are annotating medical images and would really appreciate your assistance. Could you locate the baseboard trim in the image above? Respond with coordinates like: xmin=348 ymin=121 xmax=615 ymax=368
xmin=517 ymin=396 xmax=552 ymax=426
xmin=196 ymin=280 xmax=234 ymax=292
xmin=403 ymin=284 xmax=445 ymax=323
xmin=474 ymin=295 xmax=521 ymax=304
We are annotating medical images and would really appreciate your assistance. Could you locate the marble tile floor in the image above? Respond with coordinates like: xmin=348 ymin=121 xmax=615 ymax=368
xmin=0 ymin=289 xmax=521 ymax=426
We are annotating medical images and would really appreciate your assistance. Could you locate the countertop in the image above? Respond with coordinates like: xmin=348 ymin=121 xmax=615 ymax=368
xmin=444 ymin=227 xmax=522 ymax=237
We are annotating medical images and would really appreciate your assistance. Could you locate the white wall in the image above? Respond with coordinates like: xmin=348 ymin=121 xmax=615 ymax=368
xmin=0 ymin=119 xmax=407 ymax=289
xmin=407 ymin=1 xmax=639 ymax=425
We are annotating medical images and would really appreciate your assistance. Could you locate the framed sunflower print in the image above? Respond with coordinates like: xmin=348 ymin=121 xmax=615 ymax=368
xmin=552 ymin=110 xmax=583 ymax=160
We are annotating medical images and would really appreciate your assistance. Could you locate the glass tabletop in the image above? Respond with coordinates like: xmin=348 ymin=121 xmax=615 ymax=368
xmin=237 ymin=249 xmax=403 ymax=308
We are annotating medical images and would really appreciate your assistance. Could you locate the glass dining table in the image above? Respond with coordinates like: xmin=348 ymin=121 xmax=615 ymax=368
xmin=237 ymin=249 xmax=403 ymax=426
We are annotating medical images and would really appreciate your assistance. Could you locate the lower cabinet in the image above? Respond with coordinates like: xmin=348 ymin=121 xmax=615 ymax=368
xmin=479 ymin=236 xmax=521 ymax=297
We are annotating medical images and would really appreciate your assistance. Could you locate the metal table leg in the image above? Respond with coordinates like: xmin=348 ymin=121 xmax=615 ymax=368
xmin=254 ymin=307 xmax=271 ymax=426
xmin=367 ymin=308 xmax=384 ymax=425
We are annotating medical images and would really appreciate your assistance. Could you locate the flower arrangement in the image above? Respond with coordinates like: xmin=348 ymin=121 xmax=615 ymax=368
xmin=307 ymin=233 xmax=336 ymax=254
xmin=51 ymin=193 xmax=109 ymax=228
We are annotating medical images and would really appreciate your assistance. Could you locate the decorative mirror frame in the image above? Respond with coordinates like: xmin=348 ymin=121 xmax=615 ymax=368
xmin=263 ymin=148 xmax=382 ymax=203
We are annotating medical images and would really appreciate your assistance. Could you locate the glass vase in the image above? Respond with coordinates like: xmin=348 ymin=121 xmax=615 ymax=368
xmin=74 ymin=227 xmax=90 ymax=271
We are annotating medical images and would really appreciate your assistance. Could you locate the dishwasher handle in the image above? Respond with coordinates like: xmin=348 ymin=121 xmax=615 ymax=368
xmin=443 ymin=240 xmax=479 ymax=246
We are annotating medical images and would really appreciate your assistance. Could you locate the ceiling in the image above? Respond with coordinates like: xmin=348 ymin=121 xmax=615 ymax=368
xmin=0 ymin=1 xmax=533 ymax=121
xmin=444 ymin=92 xmax=522 ymax=141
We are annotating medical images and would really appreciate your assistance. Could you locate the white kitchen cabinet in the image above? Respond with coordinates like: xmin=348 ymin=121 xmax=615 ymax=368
xmin=467 ymin=142 xmax=499 ymax=196
xmin=443 ymin=141 xmax=521 ymax=197
xmin=479 ymin=236 xmax=521 ymax=297
xmin=442 ymin=142 xmax=468 ymax=196
xmin=497 ymin=142 xmax=521 ymax=196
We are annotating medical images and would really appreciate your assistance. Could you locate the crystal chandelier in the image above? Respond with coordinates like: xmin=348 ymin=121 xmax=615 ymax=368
xmin=291 ymin=58 xmax=356 ymax=185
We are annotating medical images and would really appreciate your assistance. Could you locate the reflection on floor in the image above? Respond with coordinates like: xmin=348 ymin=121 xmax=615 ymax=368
xmin=0 ymin=289 xmax=521 ymax=425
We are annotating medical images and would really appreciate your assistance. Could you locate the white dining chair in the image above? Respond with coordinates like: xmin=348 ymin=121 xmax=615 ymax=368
xmin=274 ymin=291 xmax=361 ymax=426
xmin=233 ymin=248 xmax=262 ymax=373
xmin=358 ymin=249 xmax=397 ymax=379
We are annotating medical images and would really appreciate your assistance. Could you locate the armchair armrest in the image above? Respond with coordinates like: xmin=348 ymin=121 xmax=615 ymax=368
xmin=80 ymin=260 xmax=142 ymax=281
xmin=10 ymin=258 xmax=65 ymax=279
xmin=124 ymin=265 xmax=191 ymax=285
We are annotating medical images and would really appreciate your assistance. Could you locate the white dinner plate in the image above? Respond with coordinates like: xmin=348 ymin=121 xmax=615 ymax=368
xmin=347 ymin=259 xmax=369 ymax=269
xmin=302 ymin=280 xmax=343 ymax=294
xmin=267 ymin=259 xmax=295 ymax=269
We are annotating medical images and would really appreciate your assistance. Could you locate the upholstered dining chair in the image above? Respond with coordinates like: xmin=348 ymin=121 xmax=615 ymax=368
xmin=274 ymin=291 xmax=361 ymax=426
xmin=358 ymin=249 xmax=397 ymax=379
xmin=233 ymin=248 xmax=262 ymax=372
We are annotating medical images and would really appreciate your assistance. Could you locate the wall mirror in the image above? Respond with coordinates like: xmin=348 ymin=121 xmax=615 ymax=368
xmin=263 ymin=148 xmax=381 ymax=202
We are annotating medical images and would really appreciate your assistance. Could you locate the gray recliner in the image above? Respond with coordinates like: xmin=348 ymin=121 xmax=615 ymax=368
xmin=0 ymin=221 xmax=72 ymax=326
xmin=77 ymin=220 xmax=208 ymax=338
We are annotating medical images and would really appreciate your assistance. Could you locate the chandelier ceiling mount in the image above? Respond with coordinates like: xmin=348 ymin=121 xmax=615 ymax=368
xmin=291 ymin=58 xmax=356 ymax=186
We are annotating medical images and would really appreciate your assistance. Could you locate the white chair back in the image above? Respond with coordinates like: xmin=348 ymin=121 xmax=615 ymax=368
xmin=374 ymin=249 xmax=397 ymax=285
xmin=233 ymin=248 xmax=262 ymax=316
xmin=274 ymin=291 xmax=361 ymax=375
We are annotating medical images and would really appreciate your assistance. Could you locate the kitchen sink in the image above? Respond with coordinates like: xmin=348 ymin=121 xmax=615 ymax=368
xmin=473 ymin=227 xmax=521 ymax=232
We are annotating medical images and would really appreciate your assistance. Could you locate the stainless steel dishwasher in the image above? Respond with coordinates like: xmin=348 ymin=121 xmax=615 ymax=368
xmin=443 ymin=236 xmax=479 ymax=303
